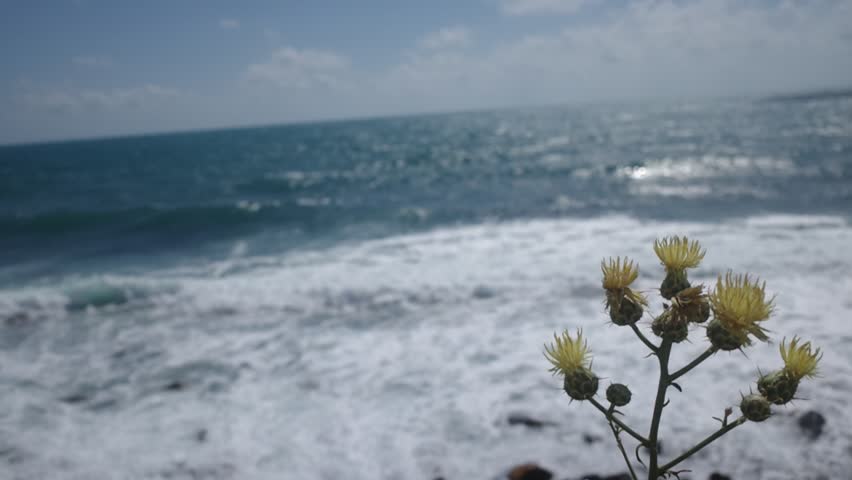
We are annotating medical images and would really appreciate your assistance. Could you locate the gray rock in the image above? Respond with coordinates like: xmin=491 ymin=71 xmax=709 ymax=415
xmin=798 ymin=410 xmax=826 ymax=439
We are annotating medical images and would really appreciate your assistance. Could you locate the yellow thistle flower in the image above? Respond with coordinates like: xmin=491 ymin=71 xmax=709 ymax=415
xmin=780 ymin=336 xmax=822 ymax=380
xmin=544 ymin=329 xmax=592 ymax=376
xmin=601 ymin=256 xmax=639 ymax=289
xmin=601 ymin=257 xmax=647 ymax=306
xmin=653 ymin=236 xmax=706 ymax=271
xmin=708 ymin=272 xmax=775 ymax=344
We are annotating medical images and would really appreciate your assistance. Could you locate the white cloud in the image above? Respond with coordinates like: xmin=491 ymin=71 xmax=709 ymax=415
xmin=374 ymin=0 xmax=852 ymax=109
xmin=237 ymin=0 xmax=852 ymax=123
xmin=501 ymin=0 xmax=592 ymax=15
xmin=245 ymin=47 xmax=350 ymax=89
xmin=219 ymin=18 xmax=240 ymax=30
xmin=21 ymin=84 xmax=180 ymax=112
xmin=418 ymin=26 xmax=472 ymax=50
xmin=72 ymin=55 xmax=112 ymax=67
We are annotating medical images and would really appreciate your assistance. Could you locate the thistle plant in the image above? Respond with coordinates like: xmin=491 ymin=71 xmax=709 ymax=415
xmin=544 ymin=236 xmax=822 ymax=479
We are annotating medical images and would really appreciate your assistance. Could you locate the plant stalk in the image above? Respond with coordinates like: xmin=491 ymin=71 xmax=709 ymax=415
xmin=647 ymin=339 xmax=672 ymax=479
xmin=669 ymin=346 xmax=718 ymax=383
xmin=630 ymin=322 xmax=659 ymax=353
xmin=658 ymin=417 xmax=747 ymax=474
xmin=588 ymin=397 xmax=650 ymax=446
xmin=606 ymin=404 xmax=639 ymax=480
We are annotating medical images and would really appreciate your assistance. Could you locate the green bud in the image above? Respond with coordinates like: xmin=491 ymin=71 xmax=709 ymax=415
xmin=651 ymin=311 xmax=689 ymax=343
xmin=706 ymin=318 xmax=744 ymax=351
xmin=606 ymin=383 xmax=632 ymax=407
xmin=660 ymin=270 xmax=690 ymax=300
xmin=740 ymin=394 xmax=772 ymax=422
xmin=563 ymin=369 xmax=599 ymax=401
xmin=758 ymin=370 xmax=799 ymax=405
xmin=608 ymin=296 xmax=643 ymax=326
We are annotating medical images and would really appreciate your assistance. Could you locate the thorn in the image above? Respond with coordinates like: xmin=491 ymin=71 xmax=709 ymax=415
xmin=663 ymin=399 xmax=670 ymax=407
xmin=670 ymin=382 xmax=682 ymax=392
xmin=635 ymin=444 xmax=646 ymax=468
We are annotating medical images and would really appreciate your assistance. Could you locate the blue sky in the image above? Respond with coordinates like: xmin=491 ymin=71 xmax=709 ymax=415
xmin=2 ymin=0 xmax=852 ymax=144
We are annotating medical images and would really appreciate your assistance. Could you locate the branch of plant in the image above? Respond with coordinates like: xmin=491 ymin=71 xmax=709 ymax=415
xmin=606 ymin=404 xmax=639 ymax=480
xmin=588 ymin=397 xmax=650 ymax=446
xmin=647 ymin=339 xmax=673 ymax=478
xmin=658 ymin=416 xmax=747 ymax=474
xmin=630 ymin=322 xmax=659 ymax=353
xmin=669 ymin=346 xmax=718 ymax=383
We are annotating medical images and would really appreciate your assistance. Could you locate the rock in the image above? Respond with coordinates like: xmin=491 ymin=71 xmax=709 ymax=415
xmin=163 ymin=380 xmax=186 ymax=392
xmin=157 ymin=461 xmax=236 ymax=479
xmin=507 ymin=463 xmax=553 ymax=480
xmin=798 ymin=410 xmax=826 ymax=439
xmin=579 ymin=474 xmax=631 ymax=480
xmin=472 ymin=285 xmax=497 ymax=299
xmin=708 ymin=473 xmax=732 ymax=480
xmin=4 ymin=312 xmax=31 ymax=327
xmin=507 ymin=414 xmax=555 ymax=429
xmin=60 ymin=392 xmax=89 ymax=404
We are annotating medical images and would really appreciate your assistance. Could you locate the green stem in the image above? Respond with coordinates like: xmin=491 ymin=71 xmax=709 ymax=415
xmin=630 ymin=322 xmax=659 ymax=353
xmin=606 ymin=404 xmax=639 ymax=480
xmin=647 ymin=339 xmax=672 ymax=479
xmin=658 ymin=417 xmax=747 ymax=474
xmin=588 ymin=397 xmax=650 ymax=446
xmin=669 ymin=346 xmax=718 ymax=383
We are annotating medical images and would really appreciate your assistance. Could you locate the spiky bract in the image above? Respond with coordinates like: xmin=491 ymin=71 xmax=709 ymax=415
xmin=758 ymin=370 xmax=798 ymax=405
xmin=706 ymin=318 xmax=744 ymax=351
xmin=740 ymin=394 xmax=772 ymax=422
xmin=708 ymin=272 xmax=774 ymax=346
xmin=564 ymin=369 xmax=599 ymax=400
xmin=670 ymin=286 xmax=710 ymax=324
xmin=606 ymin=383 xmax=632 ymax=407
xmin=651 ymin=310 xmax=689 ymax=343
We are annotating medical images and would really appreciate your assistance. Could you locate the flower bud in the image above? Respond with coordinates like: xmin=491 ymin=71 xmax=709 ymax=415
xmin=606 ymin=383 xmax=632 ymax=407
xmin=660 ymin=270 xmax=691 ymax=300
xmin=564 ymin=368 xmax=599 ymax=401
xmin=684 ymin=297 xmax=710 ymax=324
xmin=757 ymin=370 xmax=798 ymax=405
xmin=706 ymin=318 xmax=744 ymax=351
xmin=653 ymin=236 xmax=705 ymax=299
xmin=601 ymin=257 xmax=647 ymax=327
xmin=740 ymin=394 xmax=772 ymax=422
xmin=651 ymin=311 xmax=689 ymax=343
xmin=608 ymin=295 xmax=643 ymax=326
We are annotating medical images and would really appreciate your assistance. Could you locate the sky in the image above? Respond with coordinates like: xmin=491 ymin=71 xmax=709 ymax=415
xmin=2 ymin=0 xmax=852 ymax=144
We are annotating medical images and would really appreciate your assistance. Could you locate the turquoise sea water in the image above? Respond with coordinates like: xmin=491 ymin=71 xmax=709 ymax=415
xmin=1 ymin=97 xmax=852 ymax=479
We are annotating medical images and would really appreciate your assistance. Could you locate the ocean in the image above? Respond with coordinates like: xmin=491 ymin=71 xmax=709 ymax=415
xmin=1 ymin=96 xmax=851 ymax=479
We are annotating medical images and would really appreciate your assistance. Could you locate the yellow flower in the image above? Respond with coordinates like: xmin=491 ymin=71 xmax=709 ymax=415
xmin=544 ymin=329 xmax=592 ymax=375
xmin=601 ymin=257 xmax=647 ymax=306
xmin=708 ymin=272 xmax=775 ymax=344
xmin=653 ymin=236 xmax=706 ymax=271
xmin=780 ymin=336 xmax=822 ymax=380
xmin=601 ymin=256 xmax=639 ymax=289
